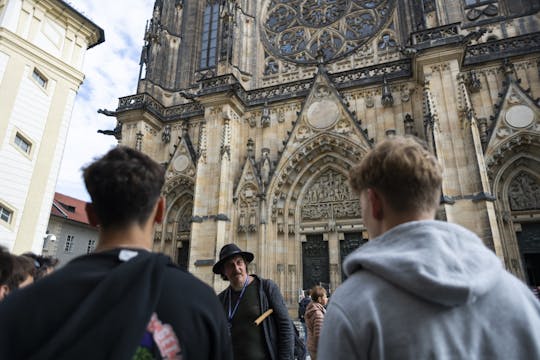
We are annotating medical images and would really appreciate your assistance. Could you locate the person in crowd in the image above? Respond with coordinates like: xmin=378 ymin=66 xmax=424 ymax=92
xmin=22 ymin=252 xmax=59 ymax=280
xmin=318 ymin=136 xmax=540 ymax=359
xmin=305 ymin=285 xmax=327 ymax=360
xmin=298 ymin=289 xmax=311 ymax=342
xmin=213 ymin=243 xmax=294 ymax=360
xmin=9 ymin=254 xmax=35 ymax=289
xmin=0 ymin=146 xmax=232 ymax=360
xmin=293 ymin=322 xmax=307 ymax=360
xmin=0 ymin=246 xmax=14 ymax=300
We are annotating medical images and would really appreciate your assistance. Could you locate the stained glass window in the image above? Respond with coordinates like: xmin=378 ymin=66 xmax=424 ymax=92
xmin=262 ymin=0 xmax=396 ymax=64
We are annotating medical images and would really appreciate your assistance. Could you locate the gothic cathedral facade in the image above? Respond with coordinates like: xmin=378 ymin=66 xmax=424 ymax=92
xmin=112 ymin=0 xmax=540 ymax=304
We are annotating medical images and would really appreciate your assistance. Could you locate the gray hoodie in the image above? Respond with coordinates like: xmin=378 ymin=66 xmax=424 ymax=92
xmin=318 ymin=220 xmax=540 ymax=359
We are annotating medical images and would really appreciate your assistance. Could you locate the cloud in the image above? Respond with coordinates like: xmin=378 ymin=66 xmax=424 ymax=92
xmin=55 ymin=0 xmax=155 ymax=201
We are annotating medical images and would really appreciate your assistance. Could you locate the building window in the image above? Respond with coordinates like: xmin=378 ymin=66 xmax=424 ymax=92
xmin=87 ymin=239 xmax=96 ymax=254
xmin=32 ymin=68 xmax=48 ymax=88
xmin=14 ymin=133 xmax=31 ymax=154
xmin=64 ymin=235 xmax=74 ymax=253
xmin=58 ymin=202 xmax=76 ymax=213
xmin=199 ymin=1 xmax=220 ymax=69
xmin=0 ymin=204 xmax=13 ymax=224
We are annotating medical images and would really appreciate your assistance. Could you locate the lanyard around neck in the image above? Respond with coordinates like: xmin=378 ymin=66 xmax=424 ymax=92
xmin=228 ymin=275 xmax=250 ymax=323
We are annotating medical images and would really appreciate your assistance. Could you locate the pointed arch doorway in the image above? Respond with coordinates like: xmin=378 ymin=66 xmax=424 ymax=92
xmin=157 ymin=177 xmax=194 ymax=271
xmin=298 ymin=166 xmax=363 ymax=293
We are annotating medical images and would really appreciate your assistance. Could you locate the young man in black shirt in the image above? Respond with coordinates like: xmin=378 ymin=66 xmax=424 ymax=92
xmin=0 ymin=146 xmax=233 ymax=360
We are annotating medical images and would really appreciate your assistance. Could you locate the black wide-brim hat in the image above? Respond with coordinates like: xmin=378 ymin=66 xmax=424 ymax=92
xmin=212 ymin=243 xmax=254 ymax=275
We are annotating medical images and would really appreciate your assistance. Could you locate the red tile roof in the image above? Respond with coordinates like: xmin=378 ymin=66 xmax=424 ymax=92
xmin=50 ymin=192 xmax=92 ymax=225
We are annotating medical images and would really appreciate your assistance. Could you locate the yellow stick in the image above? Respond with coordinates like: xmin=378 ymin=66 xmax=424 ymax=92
xmin=254 ymin=309 xmax=273 ymax=326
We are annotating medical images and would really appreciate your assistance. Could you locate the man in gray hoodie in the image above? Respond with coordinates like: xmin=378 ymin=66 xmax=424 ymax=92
xmin=318 ymin=136 xmax=540 ymax=359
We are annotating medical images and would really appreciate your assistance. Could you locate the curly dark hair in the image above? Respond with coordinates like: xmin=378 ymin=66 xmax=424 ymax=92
xmin=83 ymin=146 xmax=165 ymax=229
xmin=0 ymin=246 xmax=14 ymax=286
xmin=22 ymin=252 xmax=59 ymax=280
xmin=8 ymin=255 xmax=35 ymax=290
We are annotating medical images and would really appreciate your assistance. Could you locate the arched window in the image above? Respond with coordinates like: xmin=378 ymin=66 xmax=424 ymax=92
xmin=200 ymin=1 xmax=220 ymax=69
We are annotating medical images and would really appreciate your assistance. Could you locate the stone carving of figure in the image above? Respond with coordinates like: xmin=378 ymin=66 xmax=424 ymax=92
xmin=316 ymin=85 xmax=330 ymax=98
xmin=260 ymin=148 xmax=271 ymax=188
xmin=248 ymin=210 xmax=257 ymax=232
xmin=238 ymin=212 xmax=246 ymax=233
xmin=162 ymin=125 xmax=171 ymax=143
xmin=335 ymin=120 xmax=350 ymax=134
xmin=296 ymin=126 xmax=310 ymax=141
xmin=509 ymin=173 xmax=540 ymax=210
xmin=97 ymin=121 xmax=122 ymax=140
xmin=261 ymin=103 xmax=271 ymax=128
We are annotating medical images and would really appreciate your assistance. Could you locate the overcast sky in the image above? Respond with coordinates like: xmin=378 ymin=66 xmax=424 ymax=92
xmin=55 ymin=0 xmax=155 ymax=201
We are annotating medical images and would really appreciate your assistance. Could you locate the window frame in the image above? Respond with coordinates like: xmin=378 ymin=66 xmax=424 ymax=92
xmin=199 ymin=2 xmax=220 ymax=70
xmin=0 ymin=200 xmax=16 ymax=230
xmin=10 ymin=129 xmax=34 ymax=159
xmin=87 ymin=239 xmax=96 ymax=254
xmin=64 ymin=235 xmax=74 ymax=253
xmin=31 ymin=67 xmax=48 ymax=89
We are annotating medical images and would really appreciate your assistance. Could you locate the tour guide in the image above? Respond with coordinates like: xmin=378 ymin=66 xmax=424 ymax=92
xmin=213 ymin=243 xmax=294 ymax=360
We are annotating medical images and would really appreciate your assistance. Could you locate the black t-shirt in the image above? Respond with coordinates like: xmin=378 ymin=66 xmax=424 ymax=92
xmin=227 ymin=277 xmax=270 ymax=360
xmin=0 ymin=248 xmax=232 ymax=360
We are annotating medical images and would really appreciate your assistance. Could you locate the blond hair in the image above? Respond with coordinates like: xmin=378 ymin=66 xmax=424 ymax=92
xmin=349 ymin=136 xmax=442 ymax=214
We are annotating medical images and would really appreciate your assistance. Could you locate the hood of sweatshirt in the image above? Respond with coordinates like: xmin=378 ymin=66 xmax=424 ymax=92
xmin=343 ymin=220 xmax=503 ymax=307
xmin=305 ymin=301 xmax=325 ymax=322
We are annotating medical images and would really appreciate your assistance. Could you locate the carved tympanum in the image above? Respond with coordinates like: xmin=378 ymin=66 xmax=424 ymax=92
xmin=302 ymin=169 xmax=360 ymax=220
xmin=509 ymin=172 xmax=540 ymax=211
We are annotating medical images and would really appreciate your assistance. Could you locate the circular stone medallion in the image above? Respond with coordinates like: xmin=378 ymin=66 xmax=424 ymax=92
xmin=307 ymin=100 xmax=339 ymax=129
xmin=173 ymin=155 xmax=190 ymax=172
xmin=505 ymin=105 xmax=535 ymax=129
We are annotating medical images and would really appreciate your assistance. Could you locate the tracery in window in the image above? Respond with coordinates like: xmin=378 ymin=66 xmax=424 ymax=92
xmin=262 ymin=0 xmax=396 ymax=64
xmin=463 ymin=0 xmax=499 ymax=22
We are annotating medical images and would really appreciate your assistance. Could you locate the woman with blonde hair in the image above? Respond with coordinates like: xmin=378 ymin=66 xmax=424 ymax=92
xmin=305 ymin=285 xmax=327 ymax=360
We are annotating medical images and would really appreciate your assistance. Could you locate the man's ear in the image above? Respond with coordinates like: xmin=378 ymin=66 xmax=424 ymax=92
xmin=154 ymin=196 xmax=166 ymax=224
xmin=85 ymin=203 xmax=100 ymax=227
xmin=368 ymin=188 xmax=384 ymax=221
xmin=0 ymin=284 xmax=9 ymax=300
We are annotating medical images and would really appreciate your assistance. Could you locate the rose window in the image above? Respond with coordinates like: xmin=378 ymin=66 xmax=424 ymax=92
xmin=262 ymin=0 xmax=396 ymax=64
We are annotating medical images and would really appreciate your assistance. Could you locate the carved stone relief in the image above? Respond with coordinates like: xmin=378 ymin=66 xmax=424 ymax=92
xmin=198 ymin=122 xmax=207 ymax=163
xmin=301 ymin=169 xmax=360 ymax=221
xmin=260 ymin=148 xmax=272 ymax=191
xmin=145 ymin=124 xmax=158 ymax=136
xmin=296 ymin=125 xmax=313 ymax=142
xmin=238 ymin=182 xmax=259 ymax=233
xmin=509 ymin=172 xmax=540 ymax=211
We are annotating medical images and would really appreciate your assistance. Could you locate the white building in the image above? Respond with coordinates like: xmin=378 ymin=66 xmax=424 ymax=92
xmin=0 ymin=0 xmax=103 ymax=253
xmin=43 ymin=192 xmax=98 ymax=267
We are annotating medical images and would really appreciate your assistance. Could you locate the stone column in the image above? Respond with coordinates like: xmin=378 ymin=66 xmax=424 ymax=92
xmin=189 ymin=99 xmax=244 ymax=289
xmin=327 ymin=229 xmax=340 ymax=294
xmin=417 ymin=47 xmax=500 ymax=252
